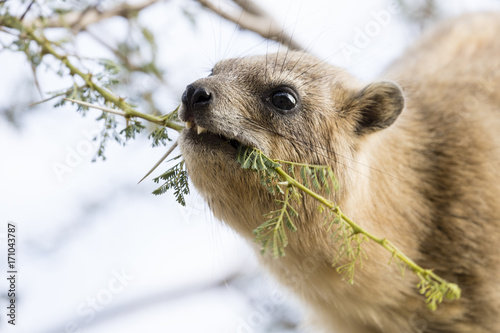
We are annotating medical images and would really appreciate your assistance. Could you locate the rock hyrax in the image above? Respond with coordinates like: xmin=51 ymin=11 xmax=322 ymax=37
xmin=178 ymin=12 xmax=500 ymax=333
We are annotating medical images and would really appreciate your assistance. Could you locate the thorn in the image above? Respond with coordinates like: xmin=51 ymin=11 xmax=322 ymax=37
xmin=138 ymin=141 xmax=178 ymax=184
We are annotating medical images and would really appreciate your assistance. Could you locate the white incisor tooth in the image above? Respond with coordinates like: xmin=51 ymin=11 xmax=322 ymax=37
xmin=197 ymin=126 xmax=207 ymax=135
xmin=185 ymin=121 xmax=193 ymax=129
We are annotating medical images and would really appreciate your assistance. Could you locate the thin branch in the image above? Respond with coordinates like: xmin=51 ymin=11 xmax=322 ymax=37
xmin=85 ymin=28 xmax=142 ymax=72
xmin=272 ymin=161 xmax=461 ymax=308
xmin=28 ymin=0 xmax=164 ymax=32
xmin=85 ymin=28 xmax=164 ymax=82
xmin=0 ymin=27 xmax=19 ymax=36
xmin=138 ymin=140 xmax=178 ymax=184
xmin=19 ymin=0 xmax=35 ymax=21
xmin=196 ymin=0 xmax=303 ymax=51
xmin=30 ymin=63 xmax=43 ymax=98
xmin=1 ymin=13 xmax=183 ymax=131
xmin=232 ymin=0 xmax=264 ymax=16
xmin=41 ymin=271 xmax=241 ymax=333
xmin=64 ymin=98 xmax=127 ymax=117
xmin=22 ymin=26 xmax=181 ymax=130
xmin=30 ymin=84 xmax=87 ymax=107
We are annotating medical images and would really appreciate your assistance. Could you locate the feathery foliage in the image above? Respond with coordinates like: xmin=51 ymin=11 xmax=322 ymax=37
xmin=120 ymin=121 xmax=146 ymax=141
xmin=0 ymin=3 xmax=181 ymax=160
xmin=148 ymin=126 xmax=172 ymax=147
xmin=235 ymin=145 xmax=461 ymax=310
xmin=152 ymin=157 xmax=190 ymax=206
xmin=254 ymin=186 xmax=300 ymax=257
xmin=326 ymin=211 xmax=368 ymax=284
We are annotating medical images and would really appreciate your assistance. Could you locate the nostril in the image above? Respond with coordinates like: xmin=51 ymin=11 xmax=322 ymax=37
xmin=180 ymin=84 xmax=212 ymax=121
xmin=192 ymin=87 xmax=212 ymax=107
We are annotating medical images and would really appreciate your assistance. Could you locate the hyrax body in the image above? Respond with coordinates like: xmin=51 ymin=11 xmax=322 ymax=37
xmin=178 ymin=13 xmax=500 ymax=333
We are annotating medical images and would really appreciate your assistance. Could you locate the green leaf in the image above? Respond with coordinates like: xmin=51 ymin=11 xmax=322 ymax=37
xmin=152 ymin=160 xmax=190 ymax=206
xmin=120 ymin=121 xmax=146 ymax=141
xmin=312 ymin=169 xmax=321 ymax=190
xmin=148 ymin=126 xmax=171 ymax=147
xmin=253 ymin=187 xmax=298 ymax=258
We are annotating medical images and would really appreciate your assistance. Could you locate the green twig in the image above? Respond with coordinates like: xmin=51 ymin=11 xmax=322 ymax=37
xmin=1 ymin=14 xmax=183 ymax=132
xmin=240 ymin=147 xmax=461 ymax=310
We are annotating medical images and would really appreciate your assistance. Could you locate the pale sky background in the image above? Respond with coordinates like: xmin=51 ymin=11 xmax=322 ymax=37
xmin=1 ymin=1 xmax=500 ymax=332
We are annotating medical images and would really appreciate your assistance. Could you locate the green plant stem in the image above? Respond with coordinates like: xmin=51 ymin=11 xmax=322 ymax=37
xmin=2 ymin=15 xmax=183 ymax=132
xmin=273 ymin=165 xmax=458 ymax=292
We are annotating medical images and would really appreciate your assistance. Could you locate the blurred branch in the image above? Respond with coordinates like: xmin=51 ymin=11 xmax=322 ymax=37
xmin=19 ymin=0 xmax=35 ymax=21
xmin=397 ymin=0 xmax=441 ymax=30
xmin=233 ymin=0 xmax=263 ymax=15
xmin=28 ymin=0 xmax=164 ymax=32
xmin=64 ymin=98 xmax=127 ymax=117
xmin=17 ymin=0 xmax=303 ymax=54
xmin=0 ymin=0 xmax=303 ymax=133
xmin=0 ymin=14 xmax=182 ymax=131
xmin=41 ymin=271 xmax=242 ymax=333
xmin=85 ymin=27 xmax=165 ymax=82
xmin=86 ymin=28 xmax=144 ymax=73
xmin=30 ymin=85 xmax=85 ymax=107
xmin=196 ymin=0 xmax=304 ymax=51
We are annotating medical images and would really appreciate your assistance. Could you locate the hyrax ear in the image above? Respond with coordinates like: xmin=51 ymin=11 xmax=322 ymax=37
xmin=348 ymin=81 xmax=404 ymax=135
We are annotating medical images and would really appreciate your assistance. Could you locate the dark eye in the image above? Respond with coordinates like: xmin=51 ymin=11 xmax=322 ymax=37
xmin=271 ymin=91 xmax=297 ymax=111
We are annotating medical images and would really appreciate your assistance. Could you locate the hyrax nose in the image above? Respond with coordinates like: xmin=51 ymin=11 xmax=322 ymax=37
xmin=181 ymin=84 xmax=212 ymax=117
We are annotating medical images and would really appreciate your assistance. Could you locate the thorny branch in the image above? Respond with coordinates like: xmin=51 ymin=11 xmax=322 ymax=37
xmin=238 ymin=146 xmax=461 ymax=310
xmin=0 ymin=13 xmax=183 ymax=131
xmin=0 ymin=0 xmax=303 ymax=161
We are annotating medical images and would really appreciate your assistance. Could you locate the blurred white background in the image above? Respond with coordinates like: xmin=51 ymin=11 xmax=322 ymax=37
xmin=1 ymin=0 xmax=499 ymax=332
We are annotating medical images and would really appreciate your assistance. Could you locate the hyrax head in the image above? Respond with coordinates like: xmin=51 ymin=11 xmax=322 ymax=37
xmin=178 ymin=51 xmax=404 ymax=185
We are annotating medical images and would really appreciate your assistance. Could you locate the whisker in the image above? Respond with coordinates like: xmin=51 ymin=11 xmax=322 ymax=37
xmin=286 ymin=48 xmax=314 ymax=80
xmin=277 ymin=1 xmax=294 ymax=82
xmin=239 ymin=116 xmax=403 ymax=183
xmin=221 ymin=1 xmax=245 ymax=61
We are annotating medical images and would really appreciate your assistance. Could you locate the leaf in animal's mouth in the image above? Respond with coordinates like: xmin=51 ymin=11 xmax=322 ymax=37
xmin=228 ymin=139 xmax=241 ymax=149
xmin=186 ymin=121 xmax=242 ymax=149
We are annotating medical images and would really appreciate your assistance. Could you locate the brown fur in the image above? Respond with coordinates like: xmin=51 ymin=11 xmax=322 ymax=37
xmin=178 ymin=13 xmax=500 ymax=333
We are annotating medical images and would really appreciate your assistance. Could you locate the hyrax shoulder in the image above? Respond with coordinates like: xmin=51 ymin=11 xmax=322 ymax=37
xmin=178 ymin=12 xmax=500 ymax=333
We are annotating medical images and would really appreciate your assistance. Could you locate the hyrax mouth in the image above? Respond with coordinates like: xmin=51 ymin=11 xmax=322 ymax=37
xmin=180 ymin=83 xmax=245 ymax=150
xmin=185 ymin=120 xmax=208 ymax=135
xmin=184 ymin=120 xmax=241 ymax=150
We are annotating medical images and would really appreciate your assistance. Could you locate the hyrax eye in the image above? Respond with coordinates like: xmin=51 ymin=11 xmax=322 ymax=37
xmin=271 ymin=91 xmax=297 ymax=111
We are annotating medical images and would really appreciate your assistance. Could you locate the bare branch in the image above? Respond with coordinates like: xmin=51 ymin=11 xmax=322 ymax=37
xmin=196 ymin=0 xmax=303 ymax=51
xmin=30 ymin=63 xmax=43 ymax=99
xmin=64 ymin=98 xmax=128 ymax=117
xmin=29 ymin=0 xmax=164 ymax=32
xmin=19 ymin=0 xmax=35 ymax=21
xmin=85 ymin=28 xmax=165 ymax=82
xmin=85 ymin=28 xmax=142 ymax=72
xmin=232 ymin=0 xmax=265 ymax=16
xmin=30 ymin=85 xmax=85 ymax=107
